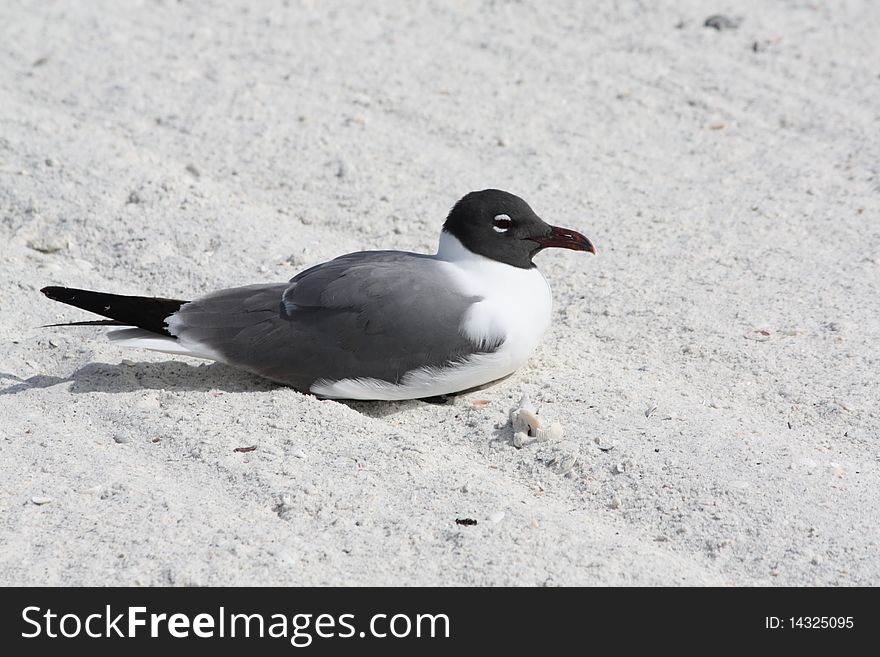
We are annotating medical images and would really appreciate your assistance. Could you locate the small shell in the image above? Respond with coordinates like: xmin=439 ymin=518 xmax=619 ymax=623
xmin=534 ymin=422 xmax=564 ymax=442
xmin=509 ymin=392 xmax=566 ymax=446
xmin=518 ymin=408 xmax=542 ymax=436
xmin=509 ymin=393 xmax=541 ymax=434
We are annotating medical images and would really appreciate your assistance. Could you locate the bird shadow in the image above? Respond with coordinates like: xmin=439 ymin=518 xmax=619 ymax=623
xmin=0 ymin=362 xmax=434 ymax=417
xmin=340 ymin=395 xmax=452 ymax=418
xmin=0 ymin=361 xmax=279 ymax=395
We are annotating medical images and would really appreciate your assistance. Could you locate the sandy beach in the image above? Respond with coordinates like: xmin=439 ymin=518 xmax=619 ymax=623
xmin=1 ymin=0 xmax=878 ymax=585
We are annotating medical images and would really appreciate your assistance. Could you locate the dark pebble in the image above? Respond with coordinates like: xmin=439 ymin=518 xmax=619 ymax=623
xmin=704 ymin=14 xmax=741 ymax=31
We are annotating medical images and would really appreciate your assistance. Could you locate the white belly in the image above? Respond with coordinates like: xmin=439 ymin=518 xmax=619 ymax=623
xmin=310 ymin=234 xmax=552 ymax=400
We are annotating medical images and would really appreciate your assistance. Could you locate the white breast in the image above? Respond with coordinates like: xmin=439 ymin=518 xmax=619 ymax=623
xmin=436 ymin=231 xmax=552 ymax=370
xmin=310 ymin=232 xmax=552 ymax=400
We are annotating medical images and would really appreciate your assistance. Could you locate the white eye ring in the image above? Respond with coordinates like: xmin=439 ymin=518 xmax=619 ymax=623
xmin=492 ymin=214 xmax=512 ymax=233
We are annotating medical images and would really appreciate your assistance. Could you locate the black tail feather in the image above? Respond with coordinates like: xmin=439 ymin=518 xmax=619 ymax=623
xmin=41 ymin=286 xmax=188 ymax=336
xmin=41 ymin=319 xmax=126 ymax=328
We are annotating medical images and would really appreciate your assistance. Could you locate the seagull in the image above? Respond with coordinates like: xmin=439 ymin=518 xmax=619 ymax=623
xmin=41 ymin=189 xmax=595 ymax=400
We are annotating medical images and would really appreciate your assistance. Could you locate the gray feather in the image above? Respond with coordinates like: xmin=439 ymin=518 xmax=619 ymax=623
xmin=169 ymin=252 xmax=501 ymax=392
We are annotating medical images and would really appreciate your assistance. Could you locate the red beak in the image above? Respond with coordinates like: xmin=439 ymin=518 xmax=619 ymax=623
xmin=532 ymin=225 xmax=596 ymax=254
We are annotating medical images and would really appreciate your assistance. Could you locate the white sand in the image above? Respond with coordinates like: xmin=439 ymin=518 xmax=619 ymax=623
xmin=1 ymin=0 xmax=878 ymax=586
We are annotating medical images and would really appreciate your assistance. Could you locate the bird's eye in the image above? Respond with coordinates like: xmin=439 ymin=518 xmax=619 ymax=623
xmin=492 ymin=214 xmax=513 ymax=233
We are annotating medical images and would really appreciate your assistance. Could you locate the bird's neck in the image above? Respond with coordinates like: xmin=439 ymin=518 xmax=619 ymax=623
xmin=435 ymin=230 xmax=482 ymax=264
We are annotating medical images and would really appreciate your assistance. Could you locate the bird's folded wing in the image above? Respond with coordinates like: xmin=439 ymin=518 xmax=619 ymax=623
xmin=168 ymin=251 xmax=500 ymax=390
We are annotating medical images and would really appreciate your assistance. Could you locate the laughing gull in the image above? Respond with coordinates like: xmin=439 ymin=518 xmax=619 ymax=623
xmin=41 ymin=190 xmax=595 ymax=400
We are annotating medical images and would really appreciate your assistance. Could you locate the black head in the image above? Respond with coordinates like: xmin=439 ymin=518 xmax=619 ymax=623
xmin=442 ymin=189 xmax=595 ymax=268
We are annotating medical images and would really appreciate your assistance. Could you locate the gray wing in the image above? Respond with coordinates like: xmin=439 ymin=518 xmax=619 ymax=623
xmin=170 ymin=251 xmax=499 ymax=391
